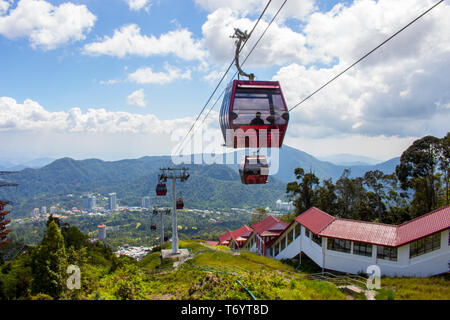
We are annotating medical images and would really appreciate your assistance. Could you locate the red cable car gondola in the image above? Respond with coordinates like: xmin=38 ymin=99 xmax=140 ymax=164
xmin=150 ymin=224 xmax=157 ymax=231
xmin=176 ymin=198 xmax=184 ymax=210
xmin=220 ymin=79 xmax=289 ymax=149
xmin=156 ymin=183 xmax=167 ymax=196
xmin=239 ymin=155 xmax=269 ymax=185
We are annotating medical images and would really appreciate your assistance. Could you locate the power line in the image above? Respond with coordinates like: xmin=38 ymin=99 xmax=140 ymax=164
xmin=175 ymin=0 xmax=274 ymax=155
xmin=288 ymin=0 xmax=444 ymax=112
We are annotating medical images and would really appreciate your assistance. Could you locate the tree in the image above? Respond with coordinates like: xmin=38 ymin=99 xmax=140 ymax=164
xmin=395 ymin=135 xmax=444 ymax=217
xmin=286 ymin=168 xmax=320 ymax=215
xmin=315 ymin=178 xmax=338 ymax=216
xmin=363 ymin=170 xmax=389 ymax=221
xmin=250 ymin=208 xmax=268 ymax=225
xmin=31 ymin=220 xmax=68 ymax=299
xmin=439 ymin=132 xmax=449 ymax=206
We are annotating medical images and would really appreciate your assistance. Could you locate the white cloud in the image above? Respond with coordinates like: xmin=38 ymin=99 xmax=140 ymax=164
xmin=128 ymin=63 xmax=192 ymax=84
xmin=125 ymin=0 xmax=152 ymax=12
xmin=0 ymin=0 xmax=12 ymax=15
xmin=270 ymin=0 xmax=450 ymax=141
xmin=201 ymin=7 xmax=319 ymax=67
xmin=0 ymin=0 xmax=96 ymax=50
xmin=0 ymin=96 xmax=204 ymax=135
xmin=83 ymin=24 xmax=207 ymax=61
xmin=127 ymin=89 xmax=147 ymax=108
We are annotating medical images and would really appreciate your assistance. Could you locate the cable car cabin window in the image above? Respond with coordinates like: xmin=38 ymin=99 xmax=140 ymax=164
xmin=232 ymin=88 xmax=287 ymax=126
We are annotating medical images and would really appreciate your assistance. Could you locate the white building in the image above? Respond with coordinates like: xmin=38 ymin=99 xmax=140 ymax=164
xmin=32 ymin=208 xmax=40 ymax=217
xmin=276 ymin=199 xmax=294 ymax=212
xmin=98 ymin=224 xmax=106 ymax=240
xmin=241 ymin=206 xmax=450 ymax=277
xmin=50 ymin=206 xmax=57 ymax=214
xmin=142 ymin=196 xmax=151 ymax=209
xmin=41 ymin=206 xmax=47 ymax=214
xmin=108 ymin=193 xmax=117 ymax=211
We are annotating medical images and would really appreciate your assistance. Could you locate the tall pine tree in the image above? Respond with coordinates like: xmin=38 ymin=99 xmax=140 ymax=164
xmin=31 ymin=220 xmax=67 ymax=299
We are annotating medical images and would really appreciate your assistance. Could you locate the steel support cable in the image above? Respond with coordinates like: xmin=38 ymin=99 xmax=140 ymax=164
xmin=288 ymin=0 xmax=444 ymax=112
xmin=174 ymin=0 xmax=274 ymax=155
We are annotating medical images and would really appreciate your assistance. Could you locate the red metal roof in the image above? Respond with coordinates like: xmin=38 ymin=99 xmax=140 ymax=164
xmin=230 ymin=225 xmax=253 ymax=241
xmin=98 ymin=224 xmax=106 ymax=228
xmin=295 ymin=207 xmax=336 ymax=235
xmin=251 ymin=215 xmax=287 ymax=235
xmin=219 ymin=225 xmax=253 ymax=245
xmin=319 ymin=219 xmax=398 ymax=246
xmin=317 ymin=205 xmax=450 ymax=247
xmin=396 ymin=205 xmax=450 ymax=246
xmin=218 ymin=231 xmax=232 ymax=244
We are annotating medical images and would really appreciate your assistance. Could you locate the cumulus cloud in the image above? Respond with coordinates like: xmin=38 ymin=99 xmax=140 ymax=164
xmin=128 ymin=63 xmax=192 ymax=84
xmin=127 ymin=89 xmax=147 ymax=108
xmin=0 ymin=0 xmax=12 ymax=15
xmin=269 ymin=0 xmax=450 ymax=141
xmin=125 ymin=0 xmax=151 ymax=12
xmin=0 ymin=96 xmax=219 ymax=135
xmin=0 ymin=0 xmax=96 ymax=50
xmin=201 ymin=7 xmax=322 ymax=68
xmin=83 ymin=24 xmax=207 ymax=61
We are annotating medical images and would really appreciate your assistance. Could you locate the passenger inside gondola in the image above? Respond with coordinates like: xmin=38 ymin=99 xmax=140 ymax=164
xmin=250 ymin=112 xmax=265 ymax=125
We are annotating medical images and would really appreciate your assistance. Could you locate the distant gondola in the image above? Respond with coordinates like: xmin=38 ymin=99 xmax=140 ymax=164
xmin=156 ymin=183 xmax=167 ymax=196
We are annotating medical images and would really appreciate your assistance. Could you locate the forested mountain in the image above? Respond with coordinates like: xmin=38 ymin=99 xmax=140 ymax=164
xmin=0 ymin=145 xmax=402 ymax=218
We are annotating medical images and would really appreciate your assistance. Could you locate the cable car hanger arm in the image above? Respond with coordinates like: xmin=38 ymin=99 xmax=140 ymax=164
xmin=232 ymin=28 xmax=255 ymax=81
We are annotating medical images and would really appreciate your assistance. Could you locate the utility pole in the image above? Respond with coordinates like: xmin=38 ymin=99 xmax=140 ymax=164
xmin=158 ymin=168 xmax=189 ymax=255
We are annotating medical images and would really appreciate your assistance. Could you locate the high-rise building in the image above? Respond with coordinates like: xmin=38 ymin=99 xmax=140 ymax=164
xmin=41 ymin=206 xmax=47 ymax=214
xmin=98 ymin=224 xmax=106 ymax=240
xmin=108 ymin=193 xmax=117 ymax=211
xmin=82 ymin=194 xmax=96 ymax=212
xmin=141 ymin=196 xmax=151 ymax=209
xmin=50 ymin=206 xmax=57 ymax=214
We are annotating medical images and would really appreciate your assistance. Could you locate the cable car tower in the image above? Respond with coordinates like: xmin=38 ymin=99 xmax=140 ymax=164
xmin=0 ymin=172 xmax=18 ymax=248
xmin=158 ymin=167 xmax=189 ymax=255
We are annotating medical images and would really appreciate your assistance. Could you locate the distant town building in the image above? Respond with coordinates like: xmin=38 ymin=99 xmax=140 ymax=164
xmin=108 ymin=193 xmax=117 ymax=211
xmin=141 ymin=196 xmax=151 ymax=209
xmin=98 ymin=224 xmax=106 ymax=240
xmin=32 ymin=208 xmax=40 ymax=217
xmin=82 ymin=194 xmax=96 ymax=212
xmin=41 ymin=206 xmax=47 ymax=214
xmin=50 ymin=206 xmax=57 ymax=214
xmin=276 ymin=199 xmax=294 ymax=212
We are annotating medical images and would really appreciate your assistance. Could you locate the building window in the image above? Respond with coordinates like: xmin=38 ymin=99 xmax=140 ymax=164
xmin=353 ymin=241 xmax=373 ymax=257
xmin=287 ymin=230 xmax=294 ymax=246
xmin=311 ymin=233 xmax=322 ymax=246
xmin=305 ymin=228 xmax=311 ymax=238
xmin=377 ymin=245 xmax=397 ymax=261
xmin=295 ymin=224 xmax=301 ymax=238
xmin=280 ymin=237 xmax=286 ymax=251
xmin=275 ymin=244 xmax=279 ymax=256
xmin=270 ymin=247 xmax=273 ymax=257
xmin=410 ymin=233 xmax=441 ymax=258
xmin=327 ymin=238 xmax=351 ymax=253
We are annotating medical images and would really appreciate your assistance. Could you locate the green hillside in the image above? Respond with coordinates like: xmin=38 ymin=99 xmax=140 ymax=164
xmin=0 ymin=158 xmax=286 ymax=218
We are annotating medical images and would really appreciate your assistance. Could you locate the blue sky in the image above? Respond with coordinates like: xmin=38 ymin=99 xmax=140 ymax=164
xmin=0 ymin=0 xmax=448 ymax=162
